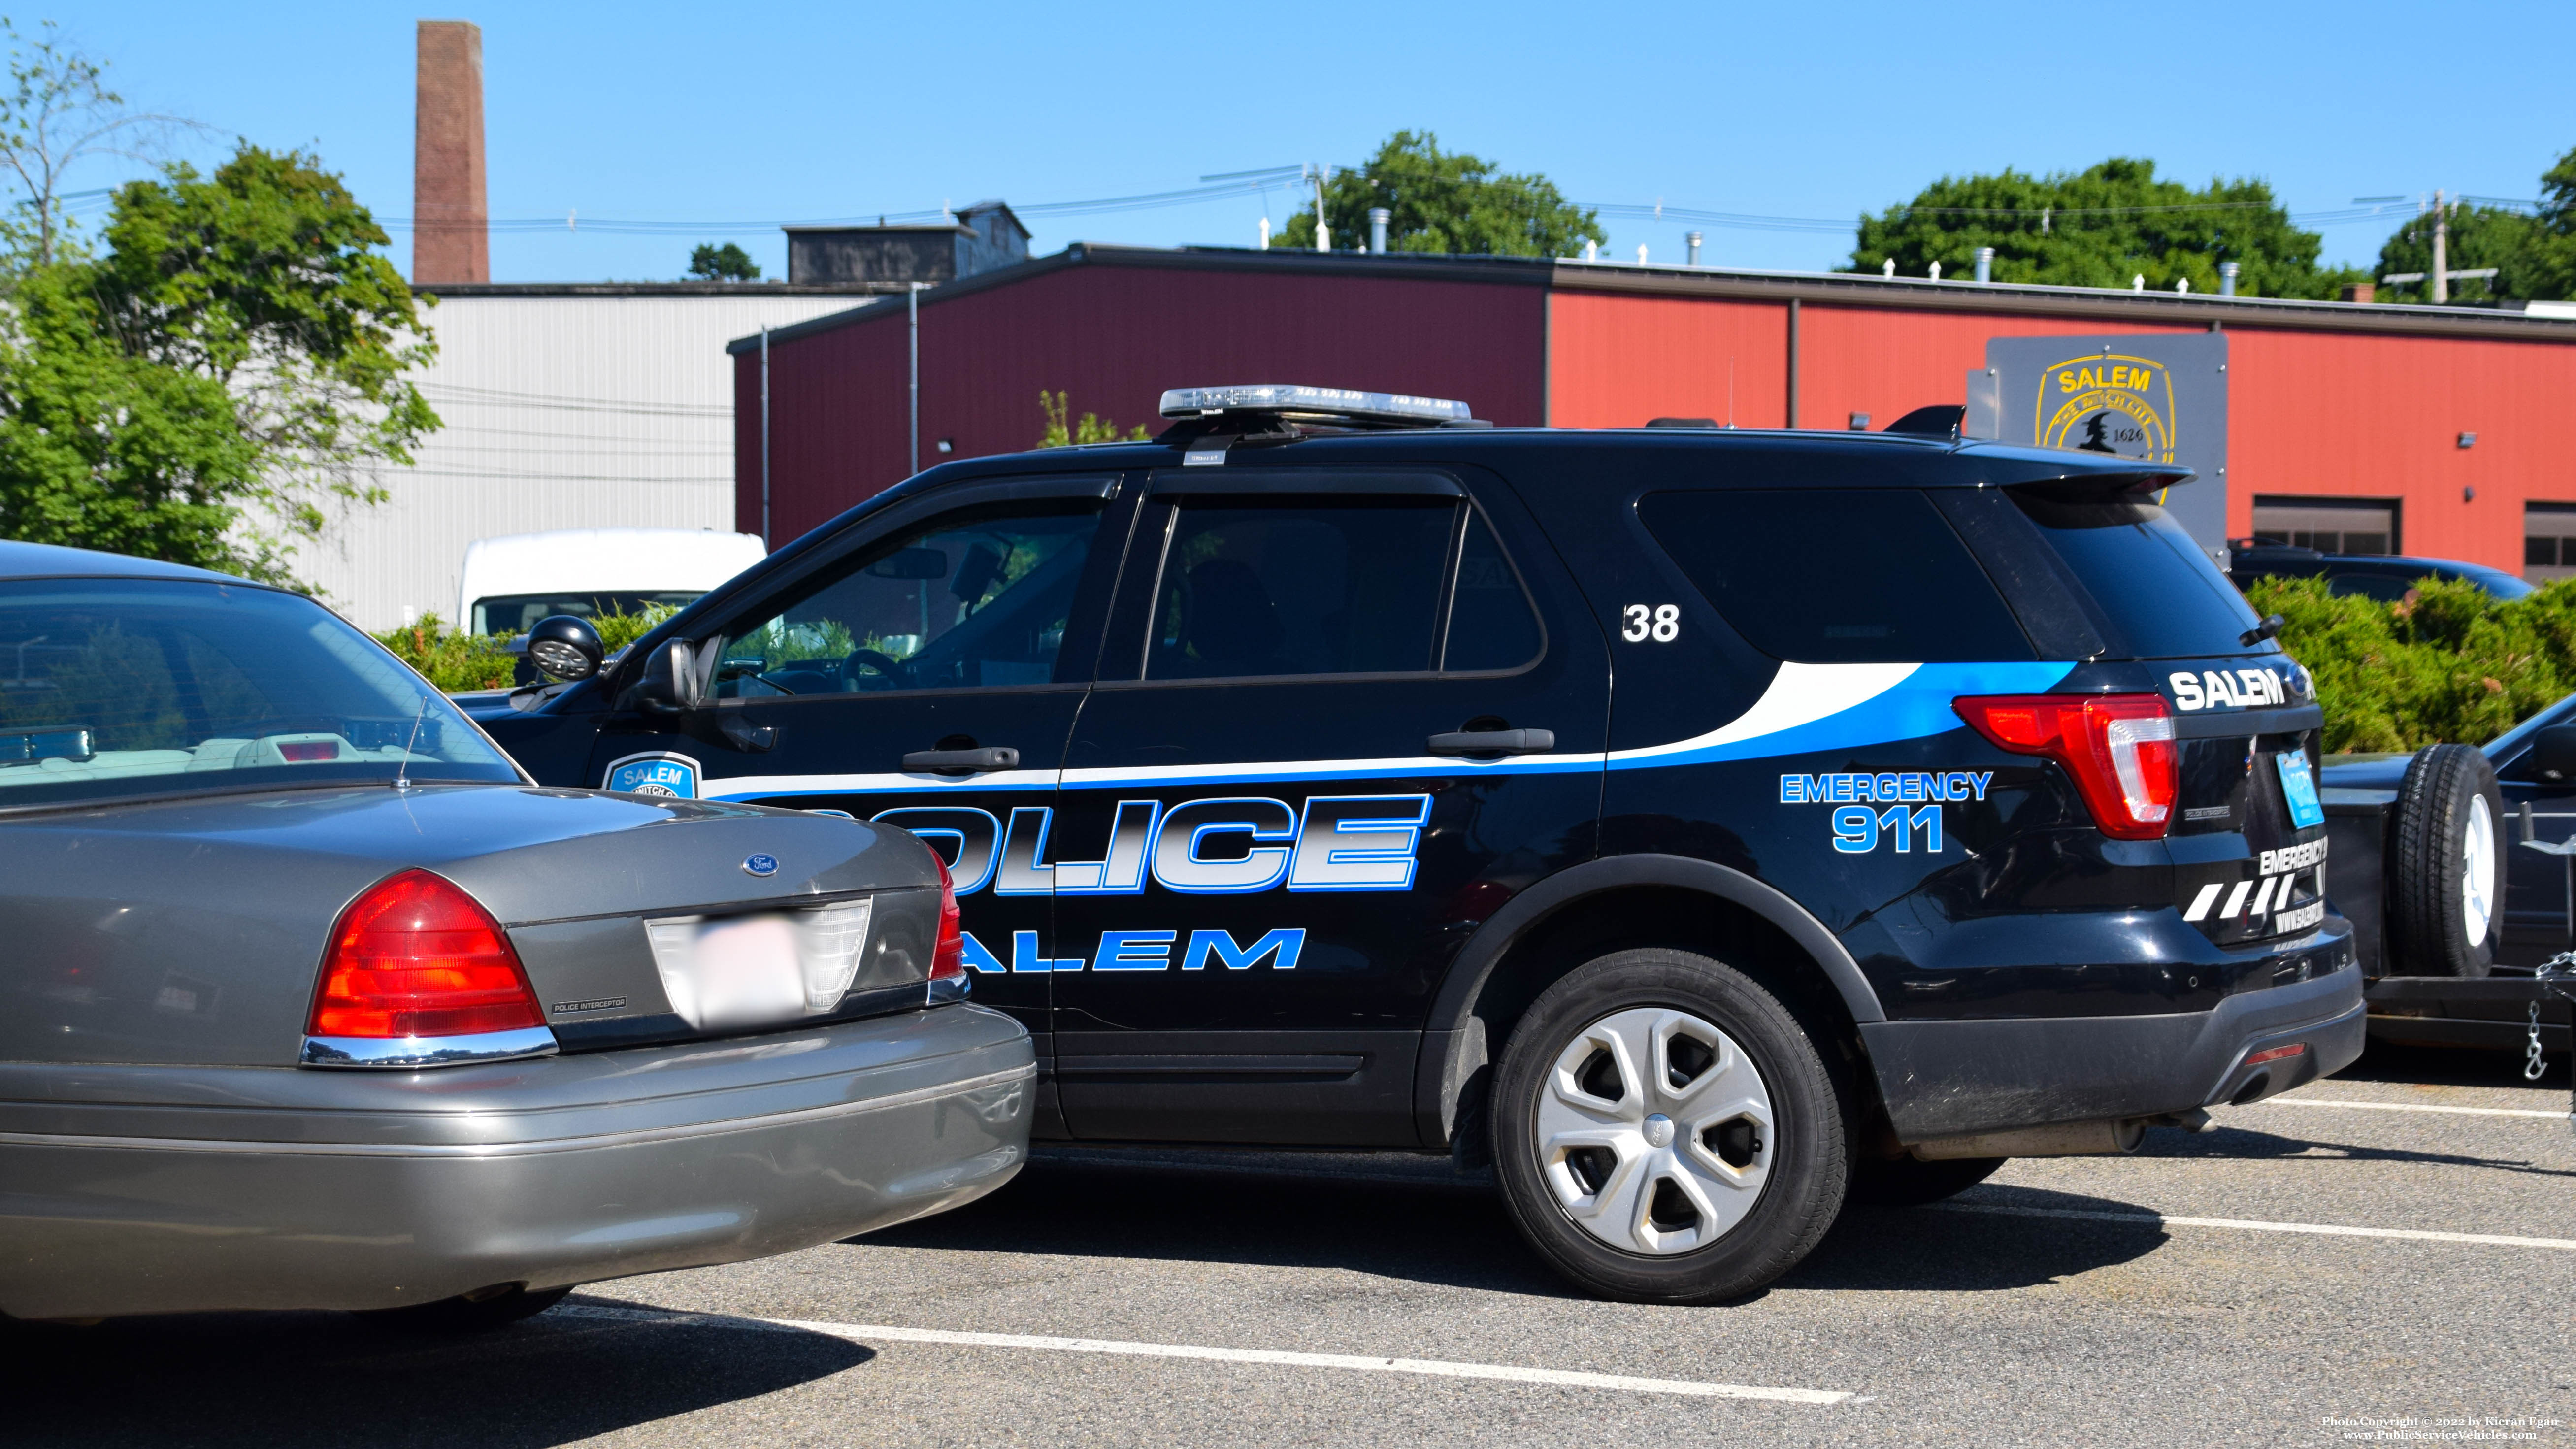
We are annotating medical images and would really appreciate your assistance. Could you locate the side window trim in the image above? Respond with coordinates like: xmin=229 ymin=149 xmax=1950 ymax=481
xmin=1436 ymin=495 xmax=1550 ymax=677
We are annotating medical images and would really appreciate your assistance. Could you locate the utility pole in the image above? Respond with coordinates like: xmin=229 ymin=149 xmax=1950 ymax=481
xmin=2432 ymin=190 xmax=2449 ymax=305
xmin=2378 ymin=191 xmax=2497 ymax=302
xmin=759 ymin=324 xmax=771 ymax=548
xmin=908 ymin=283 xmax=927 ymax=475
xmin=1310 ymin=164 xmax=1331 ymax=252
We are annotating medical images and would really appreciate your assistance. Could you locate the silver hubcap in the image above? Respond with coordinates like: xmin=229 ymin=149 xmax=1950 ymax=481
xmin=1534 ymin=1007 xmax=1775 ymax=1256
xmin=2463 ymin=794 xmax=2495 ymax=948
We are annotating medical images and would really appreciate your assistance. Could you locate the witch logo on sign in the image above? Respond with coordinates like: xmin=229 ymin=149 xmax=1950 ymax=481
xmin=2035 ymin=352 xmax=2177 ymax=463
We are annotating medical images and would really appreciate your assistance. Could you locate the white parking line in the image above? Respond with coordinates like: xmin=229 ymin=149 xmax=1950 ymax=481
xmin=557 ymin=1303 xmax=1851 ymax=1404
xmin=1936 ymin=1202 xmax=2576 ymax=1251
xmin=2257 ymin=1096 xmax=2569 ymax=1120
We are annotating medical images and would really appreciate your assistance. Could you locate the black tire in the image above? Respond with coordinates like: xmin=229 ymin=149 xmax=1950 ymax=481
xmin=2389 ymin=743 xmax=2502 ymax=978
xmin=360 ymin=1283 xmax=572 ymax=1332
xmin=1490 ymin=948 xmax=1848 ymax=1304
xmin=1848 ymin=1154 xmax=2004 ymax=1207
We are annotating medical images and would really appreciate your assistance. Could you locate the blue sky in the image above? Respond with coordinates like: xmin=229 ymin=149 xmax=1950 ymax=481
xmin=58 ymin=2 xmax=2576 ymax=283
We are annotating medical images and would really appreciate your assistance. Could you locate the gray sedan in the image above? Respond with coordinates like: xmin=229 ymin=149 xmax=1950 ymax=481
xmin=0 ymin=542 xmax=1033 ymax=1326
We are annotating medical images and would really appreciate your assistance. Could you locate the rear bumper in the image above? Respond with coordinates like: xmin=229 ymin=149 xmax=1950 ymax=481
xmin=0 ymin=1004 xmax=1033 ymax=1320
xmin=1860 ymin=939 xmax=2366 ymax=1142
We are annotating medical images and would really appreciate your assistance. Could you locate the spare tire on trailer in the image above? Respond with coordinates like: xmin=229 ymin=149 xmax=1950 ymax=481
xmin=2387 ymin=743 xmax=2503 ymax=977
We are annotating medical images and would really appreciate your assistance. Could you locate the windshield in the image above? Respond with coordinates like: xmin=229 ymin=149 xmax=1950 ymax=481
xmin=0 ymin=578 xmax=519 ymax=810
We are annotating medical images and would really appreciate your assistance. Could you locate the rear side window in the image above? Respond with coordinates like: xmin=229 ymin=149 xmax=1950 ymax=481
xmin=1147 ymin=498 xmax=1455 ymax=679
xmin=2007 ymin=489 xmax=2263 ymax=658
xmin=1638 ymin=489 xmax=2035 ymax=663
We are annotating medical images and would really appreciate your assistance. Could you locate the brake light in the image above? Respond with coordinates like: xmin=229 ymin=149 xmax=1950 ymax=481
xmin=1953 ymin=693 xmax=2179 ymax=840
xmin=309 ymin=870 xmax=545 ymax=1037
xmin=278 ymin=740 xmax=339 ymax=762
xmin=2242 ymin=1043 xmax=2306 ymax=1067
xmin=928 ymin=853 xmax=965 ymax=982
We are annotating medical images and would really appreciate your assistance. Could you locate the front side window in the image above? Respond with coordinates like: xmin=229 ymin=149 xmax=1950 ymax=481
xmin=716 ymin=500 xmax=1102 ymax=697
xmin=0 ymin=579 xmax=517 ymax=810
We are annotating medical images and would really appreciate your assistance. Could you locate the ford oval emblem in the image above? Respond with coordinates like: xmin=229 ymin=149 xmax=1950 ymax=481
xmin=742 ymin=854 xmax=779 ymax=878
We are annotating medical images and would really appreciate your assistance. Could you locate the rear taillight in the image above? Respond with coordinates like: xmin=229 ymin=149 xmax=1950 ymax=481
xmin=1953 ymin=693 xmax=2178 ymax=840
xmin=308 ymin=869 xmax=545 ymax=1038
xmin=928 ymin=853 xmax=964 ymax=982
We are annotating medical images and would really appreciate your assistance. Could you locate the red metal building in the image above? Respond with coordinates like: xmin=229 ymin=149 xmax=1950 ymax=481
xmin=731 ymin=246 xmax=2576 ymax=575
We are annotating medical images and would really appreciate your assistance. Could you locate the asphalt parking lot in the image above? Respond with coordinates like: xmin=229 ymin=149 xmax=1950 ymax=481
xmin=12 ymin=1043 xmax=2574 ymax=1449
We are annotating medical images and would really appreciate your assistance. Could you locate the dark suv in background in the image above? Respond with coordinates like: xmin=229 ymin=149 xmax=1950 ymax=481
xmin=476 ymin=385 xmax=2364 ymax=1304
xmin=2229 ymin=542 xmax=2535 ymax=602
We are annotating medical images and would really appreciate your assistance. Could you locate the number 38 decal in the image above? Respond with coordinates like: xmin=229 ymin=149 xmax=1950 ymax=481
xmin=1622 ymin=604 xmax=1680 ymax=642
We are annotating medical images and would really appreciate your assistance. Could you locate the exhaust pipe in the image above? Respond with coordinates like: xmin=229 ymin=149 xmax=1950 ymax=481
xmin=1911 ymin=1118 xmax=2148 ymax=1160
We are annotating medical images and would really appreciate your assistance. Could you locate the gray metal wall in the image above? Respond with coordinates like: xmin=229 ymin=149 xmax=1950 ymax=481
xmin=297 ymin=292 xmax=878 ymax=631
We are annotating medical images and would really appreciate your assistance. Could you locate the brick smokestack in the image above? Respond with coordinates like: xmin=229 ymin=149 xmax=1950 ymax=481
xmin=412 ymin=20 xmax=487 ymax=283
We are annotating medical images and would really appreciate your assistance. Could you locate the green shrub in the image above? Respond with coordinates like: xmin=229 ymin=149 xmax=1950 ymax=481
xmin=372 ymin=606 xmax=675 ymax=693
xmin=2245 ymin=574 xmax=2576 ymax=754
xmin=372 ymin=614 xmax=514 ymax=692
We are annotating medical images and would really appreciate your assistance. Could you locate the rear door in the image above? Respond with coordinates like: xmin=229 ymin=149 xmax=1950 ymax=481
xmin=583 ymin=474 xmax=1131 ymax=1060
xmin=1046 ymin=467 xmax=1608 ymax=1145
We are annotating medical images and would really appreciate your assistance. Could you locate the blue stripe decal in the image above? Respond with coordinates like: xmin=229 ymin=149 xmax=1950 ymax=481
xmin=1606 ymin=660 xmax=2076 ymax=771
xmin=698 ymin=659 xmax=2075 ymax=799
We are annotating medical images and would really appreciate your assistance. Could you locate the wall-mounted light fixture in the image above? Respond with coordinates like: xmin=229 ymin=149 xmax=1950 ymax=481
xmin=2465 ymin=485 xmax=2477 ymax=502
xmin=1848 ymin=412 xmax=1871 ymax=431
xmin=936 ymin=438 xmax=955 ymax=454
xmin=2458 ymin=431 xmax=2477 ymax=448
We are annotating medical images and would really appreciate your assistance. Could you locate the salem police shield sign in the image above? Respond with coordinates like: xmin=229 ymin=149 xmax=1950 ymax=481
xmin=604 ymin=752 xmax=700 ymax=798
xmin=1971 ymin=332 xmax=2229 ymax=559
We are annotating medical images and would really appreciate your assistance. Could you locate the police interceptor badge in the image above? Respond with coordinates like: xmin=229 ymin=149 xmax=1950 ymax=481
xmin=604 ymin=751 xmax=701 ymax=798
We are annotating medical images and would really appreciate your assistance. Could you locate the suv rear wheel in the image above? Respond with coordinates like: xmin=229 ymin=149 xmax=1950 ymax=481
xmin=1490 ymin=948 xmax=1848 ymax=1303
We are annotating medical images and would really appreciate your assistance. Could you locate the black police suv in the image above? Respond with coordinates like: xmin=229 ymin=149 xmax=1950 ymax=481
xmin=477 ymin=384 xmax=2364 ymax=1305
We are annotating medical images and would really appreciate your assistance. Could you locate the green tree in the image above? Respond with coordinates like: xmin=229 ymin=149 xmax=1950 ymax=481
xmin=0 ymin=19 xmax=180 ymax=271
xmin=2369 ymin=146 xmax=2576 ymax=303
xmin=2370 ymin=202 xmax=2534 ymax=304
xmin=687 ymin=241 xmax=760 ymax=282
xmin=1035 ymin=390 xmax=1148 ymax=447
xmin=1850 ymin=158 xmax=2364 ymax=298
xmin=1274 ymin=131 xmax=1604 ymax=257
xmin=0 ymin=144 xmax=436 ymax=585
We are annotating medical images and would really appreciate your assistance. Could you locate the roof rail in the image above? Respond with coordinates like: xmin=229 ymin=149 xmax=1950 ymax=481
xmin=1155 ymin=385 xmax=1487 ymax=441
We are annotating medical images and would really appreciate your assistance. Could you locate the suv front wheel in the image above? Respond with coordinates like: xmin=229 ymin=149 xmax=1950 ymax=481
xmin=1490 ymin=948 xmax=1849 ymax=1304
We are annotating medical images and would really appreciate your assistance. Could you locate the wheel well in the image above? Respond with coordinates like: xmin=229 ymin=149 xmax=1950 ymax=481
xmin=1441 ymin=885 xmax=1885 ymax=1161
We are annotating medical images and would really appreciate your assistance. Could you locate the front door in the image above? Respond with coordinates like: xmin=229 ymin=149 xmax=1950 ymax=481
xmin=584 ymin=475 xmax=1130 ymax=1072
xmin=1047 ymin=467 xmax=1609 ymax=1145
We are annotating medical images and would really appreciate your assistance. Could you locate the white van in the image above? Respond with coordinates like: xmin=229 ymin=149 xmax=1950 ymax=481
xmin=457 ymin=528 xmax=768 ymax=636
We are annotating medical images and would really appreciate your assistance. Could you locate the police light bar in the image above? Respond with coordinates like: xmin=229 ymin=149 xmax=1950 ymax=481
xmin=1157 ymin=385 xmax=1477 ymax=426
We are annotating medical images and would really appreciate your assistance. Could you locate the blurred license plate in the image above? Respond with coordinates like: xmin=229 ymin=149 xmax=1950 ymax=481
xmin=2276 ymin=752 xmax=2325 ymax=830
xmin=645 ymin=912 xmax=809 ymax=1031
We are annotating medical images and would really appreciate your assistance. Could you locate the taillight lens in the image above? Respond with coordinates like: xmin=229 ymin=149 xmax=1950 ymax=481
xmin=928 ymin=853 xmax=964 ymax=982
xmin=309 ymin=869 xmax=545 ymax=1037
xmin=1953 ymin=693 xmax=2178 ymax=840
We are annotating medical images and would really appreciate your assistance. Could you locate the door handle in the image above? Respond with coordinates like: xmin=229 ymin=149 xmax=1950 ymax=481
xmin=902 ymin=746 xmax=1022 ymax=773
xmin=1427 ymin=728 xmax=1554 ymax=756
xmin=720 ymin=716 xmax=778 ymax=752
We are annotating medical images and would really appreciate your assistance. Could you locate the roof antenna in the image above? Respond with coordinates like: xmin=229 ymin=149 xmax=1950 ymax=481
xmin=393 ymin=693 xmax=428 ymax=792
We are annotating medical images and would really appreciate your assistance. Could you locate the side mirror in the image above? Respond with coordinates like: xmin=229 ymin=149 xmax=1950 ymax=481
xmin=526 ymin=614 xmax=604 ymax=682
xmin=629 ymin=638 xmax=705 ymax=714
xmin=2531 ymin=725 xmax=2576 ymax=783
